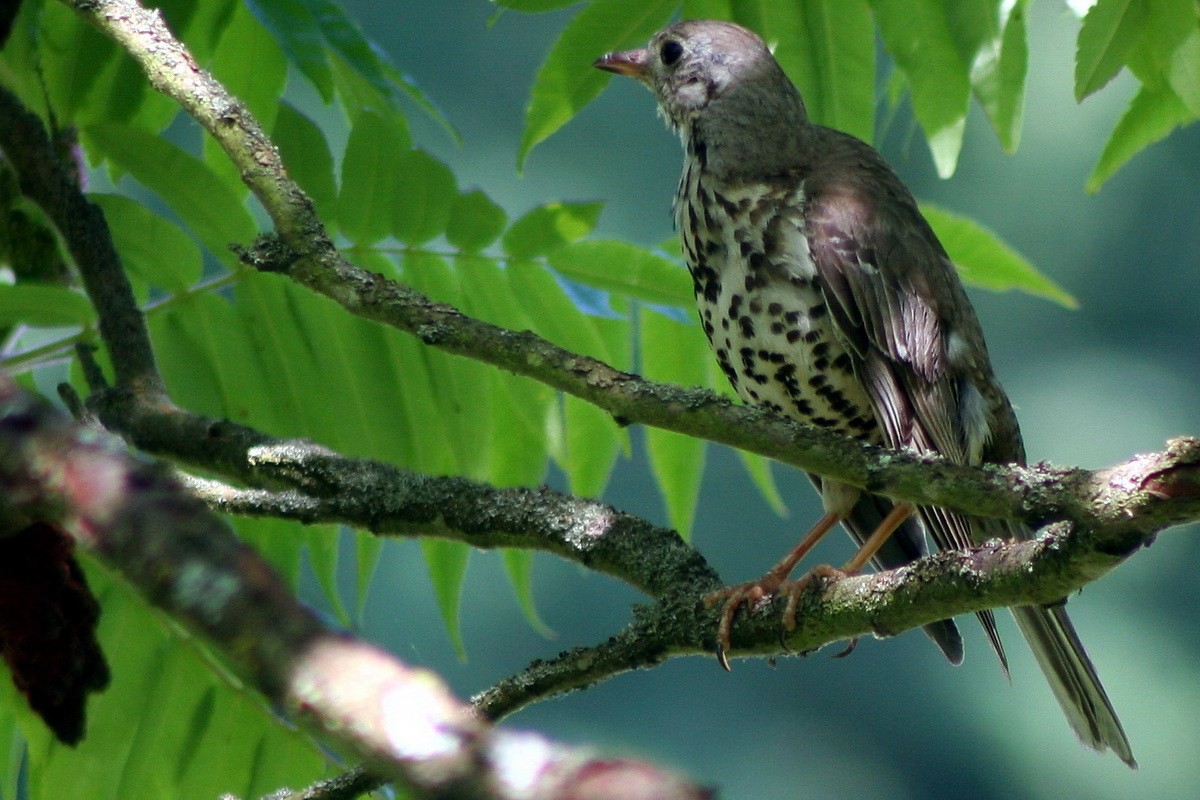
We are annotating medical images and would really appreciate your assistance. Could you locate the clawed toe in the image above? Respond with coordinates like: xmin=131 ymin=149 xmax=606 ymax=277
xmin=707 ymin=563 xmax=852 ymax=668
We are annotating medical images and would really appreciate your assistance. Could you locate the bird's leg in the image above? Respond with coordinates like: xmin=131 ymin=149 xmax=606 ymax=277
xmin=781 ymin=502 xmax=914 ymax=633
xmin=705 ymin=510 xmax=842 ymax=670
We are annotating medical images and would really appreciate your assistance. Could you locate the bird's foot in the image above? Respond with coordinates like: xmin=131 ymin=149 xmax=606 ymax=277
xmin=705 ymin=563 xmax=851 ymax=669
xmin=780 ymin=563 xmax=848 ymax=634
xmin=705 ymin=576 xmax=784 ymax=671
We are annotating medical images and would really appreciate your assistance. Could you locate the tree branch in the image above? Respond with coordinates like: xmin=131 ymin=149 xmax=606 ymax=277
xmin=0 ymin=377 xmax=712 ymax=800
xmin=0 ymin=85 xmax=162 ymax=396
xmin=58 ymin=0 xmax=1200 ymax=543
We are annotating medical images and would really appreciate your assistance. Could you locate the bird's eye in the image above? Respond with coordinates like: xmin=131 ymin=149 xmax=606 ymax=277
xmin=660 ymin=39 xmax=683 ymax=66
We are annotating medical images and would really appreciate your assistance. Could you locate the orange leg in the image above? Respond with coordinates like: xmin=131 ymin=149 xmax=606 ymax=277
xmin=706 ymin=502 xmax=914 ymax=669
xmin=782 ymin=502 xmax=914 ymax=633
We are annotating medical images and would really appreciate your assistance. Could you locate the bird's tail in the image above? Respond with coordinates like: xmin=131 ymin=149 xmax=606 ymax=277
xmin=1011 ymin=602 xmax=1136 ymax=767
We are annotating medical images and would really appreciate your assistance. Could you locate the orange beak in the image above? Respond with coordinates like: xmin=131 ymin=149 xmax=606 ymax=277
xmin=593 ymin=48 xmax=651 ymax=81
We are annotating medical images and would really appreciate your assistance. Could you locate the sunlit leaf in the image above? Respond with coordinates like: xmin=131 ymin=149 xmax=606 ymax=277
xmin=871 ymin=0 xmax=971 ymax=177
xmin=921 ymin=203 xmax=1076 ymax=307
xmin=1075 ymin=0 xmax=1147 ymax=100
xmin=502 ymin=202 xmax=603 ymax=259
xmin=548 ymin=240 xmax=693 ymax=307
xmin=1087 ymin=85 xmax=1193 ymax=192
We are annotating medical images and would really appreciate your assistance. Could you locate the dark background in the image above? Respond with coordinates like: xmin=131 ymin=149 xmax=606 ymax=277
xmin=314 ymin=3 xmax=1200 ymax=798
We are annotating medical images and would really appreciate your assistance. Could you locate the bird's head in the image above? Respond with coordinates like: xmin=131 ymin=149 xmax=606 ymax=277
xmin=595 ymin=20 xmax=808 ymax=174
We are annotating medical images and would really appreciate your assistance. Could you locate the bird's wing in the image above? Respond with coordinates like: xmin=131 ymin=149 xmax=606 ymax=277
xmin=799 ymin=144 xmax=1011 ymax=668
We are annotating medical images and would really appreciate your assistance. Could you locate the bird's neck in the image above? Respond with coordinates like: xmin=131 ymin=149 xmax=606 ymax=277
xmin=685 ymin=85 xmax=811 ymax=182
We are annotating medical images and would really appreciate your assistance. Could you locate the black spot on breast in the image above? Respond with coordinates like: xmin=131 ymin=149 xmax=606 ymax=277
xmin=767 ymin=302 xmax=783 ymax=316
xmin=831 ymin=353 xmax=853 ymax=372
xmin=770 ymin=322 xmax=786 ymax=334
xmin=739 ymin=316 xmax=755 ymax=338
xmin=803 ymin=330 xmax=822 ymax=344
xmin=809 ymin=374 xmax=826 ymax=388
xmin=748 ymin=251 xmax=765 ymax=269
xmin=810 ymin=303 xmax=828 ymax=319
xmin=749 ymin=298 xmax=762 ymax=314
xmin=785 ymin=329 xmax=802 ymax=343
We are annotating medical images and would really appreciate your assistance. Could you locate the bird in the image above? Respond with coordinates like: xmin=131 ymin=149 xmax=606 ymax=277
xmin=594 ymin=19 xmax=1134 ymax=766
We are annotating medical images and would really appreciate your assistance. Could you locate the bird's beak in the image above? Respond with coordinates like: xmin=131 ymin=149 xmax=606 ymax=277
xmin=594 ymin=48 xmax=651 ymax=81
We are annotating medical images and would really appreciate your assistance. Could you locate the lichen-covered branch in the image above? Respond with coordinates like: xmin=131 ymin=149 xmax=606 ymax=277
xmin=59 ymin=0 xmax=1200 ymax=538
xmin=0 ymin=378 xmax=711 ymax=800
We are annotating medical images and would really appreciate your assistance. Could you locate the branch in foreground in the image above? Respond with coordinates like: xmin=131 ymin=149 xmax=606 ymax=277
xmin=0 ymin=377 xmax=712 ymax=800
xmin=65 ymin=0 xmax=1200 ymax=538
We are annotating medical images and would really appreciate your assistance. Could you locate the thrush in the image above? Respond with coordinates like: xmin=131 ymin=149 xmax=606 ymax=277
xmin=596 ymin=19 xmax=1134 ymax=765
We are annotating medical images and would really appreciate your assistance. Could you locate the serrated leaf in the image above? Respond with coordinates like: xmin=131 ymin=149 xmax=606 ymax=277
xmin=519 ymin=0 xmax=676 ymax=168
xmin=423 ymin=539 xmax=470 ymax=660
xmin=1075 ymin=0 xmax=1147 ymax=100
xmin=337 ymin=110 xmax=405 ymax=244
xmin=446 ymin=190 xmax=508 ymax=252
xmin=921 ymin=203 xmax=1076 ymax=307
xmin=84 ymin=123 xmax=256 ymax=257
xmin=502 ymin=550 xmax=554 ymax=637
xmin=0 ymin=285 xmax=94 ymax=327
xmin=502 ymin=202 xmax=603 ymax=259
xmin=92 ymin=194 xmax=202 ymax=292
xmin=641 ymin=308 xmax=708 ymax=537
xmin=549 ymin=240 xmax=695 ymax=307
xmin=391 ymin=150 xmax=458 ymax=244
xmin=871 ymin=0 xmax=971 ymax=177
xmin=1087 ymin=85 xmax=1192 ymax=192
xmin=272 ymin=102 xmax=338 ymax=214
xmin=243 ymin=0 xmax=333 ymax=102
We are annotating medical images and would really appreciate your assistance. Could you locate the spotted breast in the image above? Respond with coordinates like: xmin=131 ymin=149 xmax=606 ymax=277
xmin=677 ymin=156 xmax=879 ymax=442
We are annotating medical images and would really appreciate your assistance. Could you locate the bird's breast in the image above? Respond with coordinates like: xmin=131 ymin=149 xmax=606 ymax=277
xmin=676 ymin=167 xmax=879 ymax=440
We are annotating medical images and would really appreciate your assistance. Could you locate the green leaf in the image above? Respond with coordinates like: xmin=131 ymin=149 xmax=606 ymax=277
xmin=760 ymin=0 xmax=875 ymax=143
xmin=921 ymin=203 xmax=1076 ymax=307
xmin=502 ymin=202 xmax=603 ymax=259
xmin=272 ymin=102 xmax=338 ymax=214
xmin=337 ymin=110 xmax=406 ymax=244
xmin=242 ymin=0 xmax=334 ymax=101
xmin=0 ymin=285 xmax=94 ymax=327
xmin=446 ymin=190 xmax=508 ymax=252
xmin=641 ymin=308 xmax=709 ymax=537
xmin=871 ymin=0 xmax=971 ymax=177
xmin=402 ymin=252 xmax=494 ymax=478
xmin=945 ymin=0 xmax=1029 ymax=153
xmin=1125 ymin=0 xmax=1200 ymax=116
xmin=84 ymin=123 xmax=256 ymax=256
xmin=519 ymin=0 xmax=677 ymax=168
xmin=548 ymin=240 xmax=693 ymax=306
xmin=1087 ymin=85 xmax=1193 ymax=192
xmin=502 ymin=550 xmax=554 ymax=637
xmin=423 ymin=539 xmax=470 ymax=660
xmin=391 ymin=150 xmax=458 ymax=245
xmin=1075 ymin=0 xmax=1148 ymax=100
xmin=38 ymin=3 xmax=120 ymax=124
xmin=209 ymin=2 xmax=287 ymax=133
xmin=92 ymin=194 xmax=203 ymax=293
xmin=12 ymin=569 xmax=330 ymax=798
